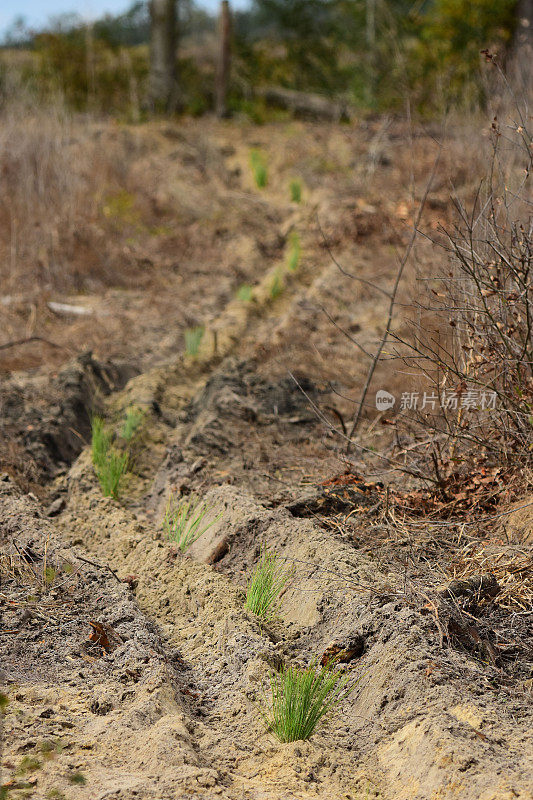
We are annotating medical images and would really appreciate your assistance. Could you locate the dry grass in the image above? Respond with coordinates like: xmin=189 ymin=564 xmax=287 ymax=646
xmin=0 ymin=72 xmax=164 ymax=303
xmin=0 ymin=75 xmax=175 ymax=373
xmin=334 ymin=495 xmax=533 ymax=614
xmin=0 ymin=536 xmax=79 ymax=613
xmin=446 ymin=540 xmax=533 ymax=613
xmin=0 ymin=78 xmax=91 ymax=294
xmin=0 ymin=75 xmax=496 ymax=397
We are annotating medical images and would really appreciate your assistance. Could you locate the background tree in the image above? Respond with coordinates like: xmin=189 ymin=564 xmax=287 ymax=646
xmin=514 ymin=0 xmax=533 ymax=50
xmin=235 ymin=0 xmax=349 ymax=96
xmin=215 ymin=1 xmax=232 ymax=118
xmin=148 ymin=0 xmax=179 ymax=112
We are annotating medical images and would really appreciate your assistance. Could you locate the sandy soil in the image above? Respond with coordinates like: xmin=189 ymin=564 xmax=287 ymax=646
xmin=1 ymin=117 xmax=532 ymax=800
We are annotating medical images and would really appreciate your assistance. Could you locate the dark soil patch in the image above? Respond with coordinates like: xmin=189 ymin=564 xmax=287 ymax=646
xmin=0 ymin=352 xmax=138 ymax=495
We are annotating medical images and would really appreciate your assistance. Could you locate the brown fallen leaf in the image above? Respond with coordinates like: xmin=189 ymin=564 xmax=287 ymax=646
xmin=88 ymin=621 xmax=111 ymax=652
xmin=87 ymin=621 xmax=122 ymax=654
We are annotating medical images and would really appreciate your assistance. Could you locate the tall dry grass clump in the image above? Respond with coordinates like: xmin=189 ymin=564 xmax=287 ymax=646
xmin=0 ymin=74 xmax=84 ymax=293
xmin=0 ymin=69 xmax=145 ymax=299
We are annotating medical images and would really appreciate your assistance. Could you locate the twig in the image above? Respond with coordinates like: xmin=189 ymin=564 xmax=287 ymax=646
xmin=346 ymin=147 xmax=442 ymax=451
xmin=0 ymin=336 xmax=69 ymax=353
xmin=275 ymin=554 xmax=380 ymax=595
xmin=314 ymin=302 xmax=373 ymax=359
xmin=397 ymin=499 xmax=533 ymax=528
xmin=287 ymin=370 xmax=439 ymax=483
xmin=316 ymin=215 xmax=392 ymax=299
xmin=73 ymin=553 xmax=122 ymax=583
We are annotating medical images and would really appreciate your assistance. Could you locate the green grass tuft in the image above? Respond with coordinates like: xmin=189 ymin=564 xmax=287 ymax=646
xmin=287 ymin=231 xmax=301 ymax=272
xmin=97 ymin=448 xmax=128 ymax=498
xmin=163 ymin=493 xmax=222 ymax=553
xmin=250 ymin=149 xmax=268 ymax=188
xmin=67 ymin=772 xmax=87 ymax=785
xmin=236 ymin=283 xmax=253 ymax=302
xmin=269 ymin=271 xmax=284 ymax=300
xmin=245 ymin=549 xmax=290 ymax=620
xmin=289 ymin=179 xmax=302 ymax=203
xmin=121 ymin=406 xmax=145 ymax=442
xmin=91 ymin=415 xmax=128 ymax=499
xmin=184 ymin=326 xmax=205 ymax=357
xmin=91 ymin=415 xmax=111 ymax=468
xmin=260 ymin=661 xmax=349 ymax=742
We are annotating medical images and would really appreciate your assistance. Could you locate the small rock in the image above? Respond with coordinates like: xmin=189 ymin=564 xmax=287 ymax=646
xmin=46 ymin=497 xmax=66 ymax=517
xmin=321 ymin=633 xmax=365 ymax=665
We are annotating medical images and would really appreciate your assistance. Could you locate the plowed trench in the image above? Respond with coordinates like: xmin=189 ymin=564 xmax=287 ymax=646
xmin=2 ymin=121 xmax=531 ymax=800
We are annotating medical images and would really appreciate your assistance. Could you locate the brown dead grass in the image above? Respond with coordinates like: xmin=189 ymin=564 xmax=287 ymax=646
xmin=447 ymin=539 xmax=533 ymax=612
xmin=0 ymin=78 xmax=491 ymax=389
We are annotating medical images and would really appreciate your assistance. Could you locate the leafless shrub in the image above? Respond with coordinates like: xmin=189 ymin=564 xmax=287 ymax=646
xmin=389 ymin=73 xmax=532 ymax=491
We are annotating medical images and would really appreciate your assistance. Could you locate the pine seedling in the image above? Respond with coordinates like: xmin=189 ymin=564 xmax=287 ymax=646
xmin=289 ymin=179 xmax=302 ymax=203
xmin=245 ymin=549 xmax=290 ymax=620
xmin=121 ymin=406 xmax=144 ymax=442
xmin=270 ymin=271 xmax=284 ymax=300
xmin=163 ymin=492 xmax=222 ymax=552
xmin=91 ymin=415 xmax=111 ymax=468
xmin=260 ymin=660 xmax=349 ymax=742
xmin=95 ymin=448 xmax=128 ymax=499
xmin=287 ymin=231 xmax=301 ymax=272
xmin=237 ymin=284 xmax=253 ymax=302
xmin=250 ymin=149 xmax=268 ymax=188
xmin=185 ymin=326 xmax=204 ymax=357
xmin=91 ymin=415 xmax=128 ymax=498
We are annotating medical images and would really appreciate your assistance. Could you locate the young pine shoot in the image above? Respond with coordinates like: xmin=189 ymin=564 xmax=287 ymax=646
xmin=269 ymin=271 xmax=284 ymax=300
xmin=91 ymin=415 xmax=128 ymax=499
xmin=260 ymin=660 xmax=349 ymax=742
xmin=289 ymin=178 xmax=302 ymax=203
xmin=95 ymin=448 xmax=128 ymax=499
xmin=236 ymin=283 xmax=253 ymax=302
xmin=245 ymin=549 xmax=290 ymax=620
xmin=185 ymin=326 xmax=205 ymax=357
xmin=91 ymin=415 xmax=111 ymax=468
xmin=121 ymin=406 xmax=145 ymax=442
xmin=163 ymin=492 xmax=222 ymax=553
xmin=250 ymin=149 xmax=268 ymax=188
xmin=287 ymin=231 xmax=301 ymax=272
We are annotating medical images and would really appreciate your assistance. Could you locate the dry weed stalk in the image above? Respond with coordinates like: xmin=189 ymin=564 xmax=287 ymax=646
xmin=0 ymin=538 xmax=81 ymax=630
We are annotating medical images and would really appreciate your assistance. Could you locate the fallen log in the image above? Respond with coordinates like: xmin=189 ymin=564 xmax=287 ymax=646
xmin=256 ymin=86 xmax=351 ymax=122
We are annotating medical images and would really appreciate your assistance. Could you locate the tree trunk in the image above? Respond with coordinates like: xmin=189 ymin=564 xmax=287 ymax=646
xmin=256 ymin=86 xmax=351 ymax=122
xmin=514 ymin=0 xmax=533 ymax=50
xmin=148 ymin=0 xmax=179 ymax=113
xmin=215 ymin=0 xmax=232 ymax=118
